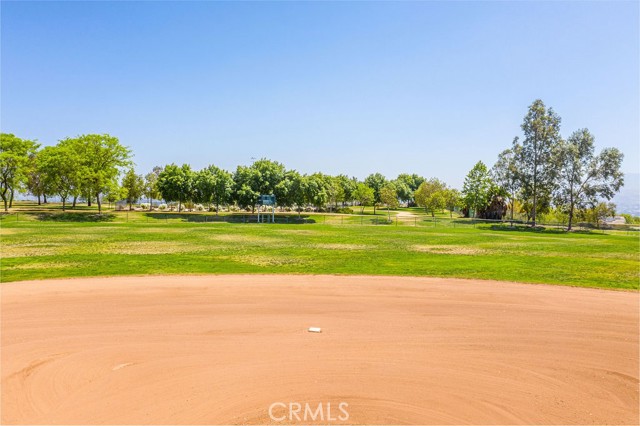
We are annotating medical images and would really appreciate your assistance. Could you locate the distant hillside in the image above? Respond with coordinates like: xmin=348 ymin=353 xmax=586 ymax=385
xmin=613 ymin=173 xmax=640 ymax=216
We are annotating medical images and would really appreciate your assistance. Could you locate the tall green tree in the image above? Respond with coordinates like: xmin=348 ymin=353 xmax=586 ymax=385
xmin=581 ymin=201 xmax=616 ymax=229
xmin=462 ymin=161 xmax=493 ymax=218
xmin=334 ymin=175 xmax=357 ymax=206
xmin=394 ymin=173 xmax=425 ymax=206
xmin=0 ymin=133 xmax=39 ymax=211
xmin=303 ymin=173 xmax=330 ymax=210
xmin=194 ymin=165 xmax=233 ymax=214
xmin=327 ymin=176 xmax=346 ymax=211
xmin=251 ymin=158 xmax=286 ymax=195
xmin=281 ymin=171 xmax=306 ymax=216
xmin=27 ymin=150 xmax=47 ymax=205
xmin=233 ymin=165 xmax=260 ymax=211
xmin=210 ymin=166 xmax=234 ymax=214
xmin=364 ymin=173 xmax=387 ymax=214
xmin=353 ymin=183 xmax=374 ymax=214
xmin=59 ymin=134 xmax=131 ymax=214
xmin=104 ymin=181 xmax=125 ymax=209
xmin=517 ymin=99 xmax=562 ymax=226
xmin=443 ymin=188 xmax=462 ymax=218
xmin=492 ymin=142 xmax=521 ymax=220
xmin=380 ymin=183 xmax=399 ymax=220
xmin=233 ymin=159 xmax=286 ymax=212
xmin=554 ymin=129 xmax=624 ymax=231
xmin=122 ymin=169 xmax=145 ymax=210
xmin=274 ymin=169 xmax=299 ymax=211
xmin=144 ymin=166 xmax=163 ymax=211
xmin=193 ymin=167 xmax=216 ymax=207
xmin=37 ymin=145 xmax=80 ymax=211
xmin=414 ymin=178 xmax=447 ymax=217
xmin=157 ymin=163 xmax=194 ymax=211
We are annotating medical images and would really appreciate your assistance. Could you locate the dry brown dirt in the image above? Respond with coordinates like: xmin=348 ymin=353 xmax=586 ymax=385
xmin=2 ymin=275 xmax=638 ymax=425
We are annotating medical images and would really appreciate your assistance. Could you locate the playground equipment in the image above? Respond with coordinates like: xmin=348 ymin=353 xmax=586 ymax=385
xmin=258 ymin=194 xmax=276 ymax=223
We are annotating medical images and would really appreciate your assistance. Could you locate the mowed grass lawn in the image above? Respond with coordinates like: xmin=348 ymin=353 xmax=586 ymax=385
xmin=1 ymin=217 xmax=638 ymax=290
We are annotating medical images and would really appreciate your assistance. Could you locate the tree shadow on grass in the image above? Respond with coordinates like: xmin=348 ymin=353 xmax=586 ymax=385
xmin=487 ymin=224 xmax=601 ymax=235
xmin=35 ymin=212 xmax=116 ymax=222
xmin=145 ymin=213 xmax=317 ymax=224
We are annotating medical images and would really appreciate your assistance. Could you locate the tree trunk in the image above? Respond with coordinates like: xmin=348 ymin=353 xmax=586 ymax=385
xmin=43 ymin=194 xmax=47 ymax=203
xmin=532 ymin=158 xmax=538 ymax=226
xmin=2 ymin=191 xmax=7 ymax=212
xmin=567 ymin=193 xmax=575 ymax=231
xmin=9 ymin=189 xmax=14 ymax=208
xmin=37 ymin=195 xmax=41 ymax=205
xmin=97 ymin=193 xmax=102 ymax=214
xmin=473 ymin=196 xmax=477 ymax=219
xmin=62 ymin=197 xmax=66 ymax=212
xmin=567 ymin=207 xmax=574 ymax=231
xmin=215 ymin=201 xmax=219 ymax=216
xmin=510 ymin=198 xmax=514 ymax=221
xmin=178 ymin=197 xmax=182 ymax=213
xmin=72 ymin=196 xmax=77 ymax=208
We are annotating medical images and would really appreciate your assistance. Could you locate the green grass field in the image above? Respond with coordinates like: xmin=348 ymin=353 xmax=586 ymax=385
xmin=1 ymin=207 xmax=638 ymax=289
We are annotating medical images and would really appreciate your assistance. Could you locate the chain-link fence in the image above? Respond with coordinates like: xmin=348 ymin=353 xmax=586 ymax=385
xmin=2 ymin=210 xmax=638 ymax=235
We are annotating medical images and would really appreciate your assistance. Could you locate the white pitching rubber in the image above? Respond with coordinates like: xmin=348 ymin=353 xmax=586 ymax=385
xmin=308 ymin=327 xmax=322 ymax=333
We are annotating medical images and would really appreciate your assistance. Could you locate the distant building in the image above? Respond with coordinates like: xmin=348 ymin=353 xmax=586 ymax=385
xmin=604 ymin=216 xmax=627 ymax=225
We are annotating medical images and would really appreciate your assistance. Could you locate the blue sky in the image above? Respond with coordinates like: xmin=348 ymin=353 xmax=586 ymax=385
xmin=2 ymin=0 xmax=638 ymax=188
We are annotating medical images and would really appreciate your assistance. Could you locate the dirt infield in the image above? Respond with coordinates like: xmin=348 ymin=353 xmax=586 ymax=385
xmin=2 ymin=275 xmax=638 ymax=425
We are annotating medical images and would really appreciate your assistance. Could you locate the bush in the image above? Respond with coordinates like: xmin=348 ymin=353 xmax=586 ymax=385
xmin=140 ymin=203 xmax=150 ymax=210
xmin=621 ymin=213 xmax=640 ymax=224
xmin=336 ymin=207 xmax=354 ymax=214
xmin=195 ymin=204 xmax=205 ymax=211
xmin=158 ymin=204 xmax=167 ymax=211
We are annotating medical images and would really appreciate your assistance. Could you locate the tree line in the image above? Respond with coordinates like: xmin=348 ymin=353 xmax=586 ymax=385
xmin=0 ymin=99 xmax=624 ymax=229
xmin=0 ymin=132 xmax=432 ymax=217
xmin=462 ymin=99 xmax=624 ymax=230
xmin=122 ymin=161 xmax=434 ymax=219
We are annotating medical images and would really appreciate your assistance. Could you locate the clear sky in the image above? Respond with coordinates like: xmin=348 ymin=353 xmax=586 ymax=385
xmin=2 ymin=0 xmax=638 ymax=188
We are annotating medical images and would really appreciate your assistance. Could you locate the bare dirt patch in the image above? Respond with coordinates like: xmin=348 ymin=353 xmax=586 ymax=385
xmin=229 ymin=254 xmax=308 ymax=267
xmin=395 ymin=211 xmax=415 ymax=217
xmin=1 ymin=245 xmax=62 ymax=258
xmin=312 ymin=243 xmax=368 ymax=250
xmin=208 ymin=234 xmax=284 ymax=245
xmin=2 ymin=275 xmax=637 ymax=425
xmin=96 ymin=241 xmax=206 ymax=255
xmin=276 ymin=229 xmax=318 ymax=236
xmin=411 ymin=244 xmax=486 ymax=255
xmin=3 ymin=261 xmax=84 ymax=271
